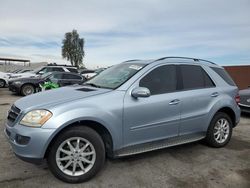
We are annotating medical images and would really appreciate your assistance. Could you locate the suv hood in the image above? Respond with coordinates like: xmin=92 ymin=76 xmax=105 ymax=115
xmin=14 ymin=85 xmax=111 ymax=111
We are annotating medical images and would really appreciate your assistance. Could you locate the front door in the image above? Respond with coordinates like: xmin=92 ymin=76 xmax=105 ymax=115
xmin=123 ymin=64 xmax=181 ymax=147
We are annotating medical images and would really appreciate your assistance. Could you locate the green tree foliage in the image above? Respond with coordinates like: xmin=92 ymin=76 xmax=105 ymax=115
xmin=62 ymin=30 xmax=84 ymax=68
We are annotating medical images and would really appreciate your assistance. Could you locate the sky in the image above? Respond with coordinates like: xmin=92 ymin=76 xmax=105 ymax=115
xmin=0 ymin=0 xmax=250 ymax=68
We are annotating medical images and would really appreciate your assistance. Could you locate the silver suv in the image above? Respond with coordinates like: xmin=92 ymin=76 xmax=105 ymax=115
xmin=5 ymin=57 xmax=241 ymax=183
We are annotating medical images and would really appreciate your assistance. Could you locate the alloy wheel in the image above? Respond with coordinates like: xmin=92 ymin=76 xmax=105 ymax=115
xmin=213 ymin=118 xmax=230 ymax=144
xmin=56 ymin=137 xmax=96 ymax=176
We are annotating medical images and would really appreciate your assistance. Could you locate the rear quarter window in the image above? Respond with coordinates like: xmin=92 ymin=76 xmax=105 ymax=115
xmin=211 ymin=67 xmax=236 ymax=86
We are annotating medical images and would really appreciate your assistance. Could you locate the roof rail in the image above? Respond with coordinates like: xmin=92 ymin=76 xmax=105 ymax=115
xmin=154 ymin=56 xmax=216 ymax=65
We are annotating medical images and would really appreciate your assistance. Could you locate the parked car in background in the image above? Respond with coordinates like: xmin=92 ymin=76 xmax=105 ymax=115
xmin=16 ymin=69 xmax=33 ymax=73
xmin=8 ymin=64 xmax=78 ymax=80
xmin=239 ymin=88 xmax=250 ymax=113
xmin=80 ymin=69 xmax=96 ymax=79
xmin=5 ymin=57 xmax=240 ymax=183
xmin=9 ymin=69 xmax=33 ymax=74
xmin=0 ymin=71 xmax=10 ymax=87
xmin=80 ymin=68 xmax=106 ymax=79
xmin=8 ymin=72 xmax=86 ymax=96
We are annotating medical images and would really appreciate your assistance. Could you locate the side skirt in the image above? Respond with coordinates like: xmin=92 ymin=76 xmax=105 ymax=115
xmin=115 ymin=133 xmax=206 ymax=157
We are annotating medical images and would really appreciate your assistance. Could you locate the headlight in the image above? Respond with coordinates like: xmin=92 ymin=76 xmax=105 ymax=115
xmin=20 ymin=110 xmax=52 ymax=127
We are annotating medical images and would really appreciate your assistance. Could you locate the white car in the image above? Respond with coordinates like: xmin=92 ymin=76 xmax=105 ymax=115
xmin=8 ymin=65 xmax=78 ymax=81
xmin=0 ymin=71 xmax=11 ymax=87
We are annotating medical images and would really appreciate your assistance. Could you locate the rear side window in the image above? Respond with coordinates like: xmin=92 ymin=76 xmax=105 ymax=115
xmin=139 ymin=65 xmax=177 ymax=95
xmin=180 ymin=65 xmax=215 ymax=90
xmin=211 ymin=67 xmax=236 ymax=86
xmin=63 ymin=74 xmax=82 ymax=80
xmin=52 ymin=67 xmax=64 ymax=72
xmin=67 ymin=68 xmax=78 ymax=73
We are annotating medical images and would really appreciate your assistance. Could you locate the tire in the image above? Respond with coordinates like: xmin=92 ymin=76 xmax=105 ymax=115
xmin=47 ymin=126 xmax=105 ymax=183
xmin=21 ymin=84 xmax=35 ymax=96
xmin=205 ymin=112 xmax=233 ymax=147
xmin=0 ymin=79 xmax=6 ymax=88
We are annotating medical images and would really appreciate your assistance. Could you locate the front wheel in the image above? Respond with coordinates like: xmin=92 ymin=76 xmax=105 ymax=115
xmin=21 ymin=84 xmax=35 ymax=96
xmin=47 ymin=126 xmax=105 ymax=183
xmin=205 ymin=112 xmax=233 ymax=147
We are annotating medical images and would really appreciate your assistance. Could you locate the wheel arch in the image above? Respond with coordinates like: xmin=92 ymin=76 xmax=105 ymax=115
xmin=44 ymin=120 xmax=114 ymax=159
xmin=214 ymin=107 xmax=236 ymax=127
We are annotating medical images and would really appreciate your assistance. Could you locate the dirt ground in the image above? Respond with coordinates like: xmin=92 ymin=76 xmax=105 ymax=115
xmin=0 ymin=88 xmax=249 ymax=188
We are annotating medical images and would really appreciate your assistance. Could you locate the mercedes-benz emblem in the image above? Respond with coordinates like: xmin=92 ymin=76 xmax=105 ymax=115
xmin=247 ymin=98 xmax=250 ymax=103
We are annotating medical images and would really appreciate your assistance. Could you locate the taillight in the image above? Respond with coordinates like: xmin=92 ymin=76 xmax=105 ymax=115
xmin=235 ymin=94 xmax=240 ymax=105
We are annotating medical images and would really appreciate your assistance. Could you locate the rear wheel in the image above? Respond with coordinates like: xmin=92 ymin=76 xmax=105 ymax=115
xmin=205 ymin=112 xmax=233 ymax=147
xmin=21 ymin=84 xmax=35 ymax=96
xmin=0 ymin=79 xmax=6 ymax=88
xmin=47 ymin=126 xmax=105 ymax=183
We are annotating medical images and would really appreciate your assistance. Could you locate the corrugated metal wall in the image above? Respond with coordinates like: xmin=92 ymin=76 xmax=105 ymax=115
xmin=224 ymin=66 xmax=250 ymax=90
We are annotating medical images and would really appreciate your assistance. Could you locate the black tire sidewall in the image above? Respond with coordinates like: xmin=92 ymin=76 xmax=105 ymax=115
xmin=206 ymin=112 xmax=233 ymax=147
xmin=47 ymin=126 xmax=105 ymax=183
xmin=0 ymin=79 xmax=6 ymax=88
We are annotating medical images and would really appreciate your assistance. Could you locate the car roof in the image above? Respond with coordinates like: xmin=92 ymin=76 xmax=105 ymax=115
xmin=122 ymin=57 xmax=220 ymax=67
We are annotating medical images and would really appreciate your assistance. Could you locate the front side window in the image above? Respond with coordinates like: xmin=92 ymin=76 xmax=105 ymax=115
xmin=139 ymin=65 xmax=177 ymax=95
xmin=86 ymin=63 xmax=146 ymax=89
xmin=43 ymin=67 xmax=53 ymax=73
xmin=49 ymin=73 xmax=63 ymax=80
xmin=180 ymin=65 xmax=215 ymax=90
xmin=52 ymin=67 xmax=64 ymax=72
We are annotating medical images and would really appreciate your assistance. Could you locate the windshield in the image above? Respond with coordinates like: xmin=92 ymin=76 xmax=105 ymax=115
xmin=31 ymin=67 xmax=43 ymax=74
xmin=85 ymin=63 xmax=145 ymax=89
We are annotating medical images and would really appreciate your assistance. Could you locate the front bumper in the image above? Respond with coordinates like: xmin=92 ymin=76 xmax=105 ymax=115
xmin=8 ymin=83 xmax=21 ymax=93
xmin=4 ymin=122 xmax=56 ymax=164
xmin=239 ymin=104 xmax=250 ymax=114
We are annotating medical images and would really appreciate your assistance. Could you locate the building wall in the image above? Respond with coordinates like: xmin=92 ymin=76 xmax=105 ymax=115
xmin=224 ymin=66 xmax=250 ymax=90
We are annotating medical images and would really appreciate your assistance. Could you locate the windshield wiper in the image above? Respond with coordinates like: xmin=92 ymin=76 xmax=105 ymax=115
xmin=83 ymin=83 xmax=101 ymax=88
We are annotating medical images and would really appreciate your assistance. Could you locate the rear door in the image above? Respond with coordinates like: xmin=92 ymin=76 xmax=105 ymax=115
xmin=177 ymin=64 xmax=218 ymax=135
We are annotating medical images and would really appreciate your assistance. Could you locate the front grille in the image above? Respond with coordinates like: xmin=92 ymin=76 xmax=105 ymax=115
xmin=7 ymin=105 xmax=21 ymax=126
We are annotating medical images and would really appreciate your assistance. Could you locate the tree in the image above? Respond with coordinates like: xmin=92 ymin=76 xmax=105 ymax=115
xmin=62 ymin=29 xmax=84 ymax=68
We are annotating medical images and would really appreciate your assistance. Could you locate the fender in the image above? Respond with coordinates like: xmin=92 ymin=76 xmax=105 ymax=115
xmin=41 ymin=107 xmax=123 ymax=157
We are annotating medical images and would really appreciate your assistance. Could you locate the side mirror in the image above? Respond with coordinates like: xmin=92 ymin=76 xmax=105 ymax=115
xmin=131 ymin=87 xmax=151 ymax=98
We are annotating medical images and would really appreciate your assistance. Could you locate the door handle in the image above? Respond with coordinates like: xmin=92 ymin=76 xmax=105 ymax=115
xmin=211 ymin=92 xmax=219 ymax=97
xmin=169 ymin=99 xmax=180 ymax=105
